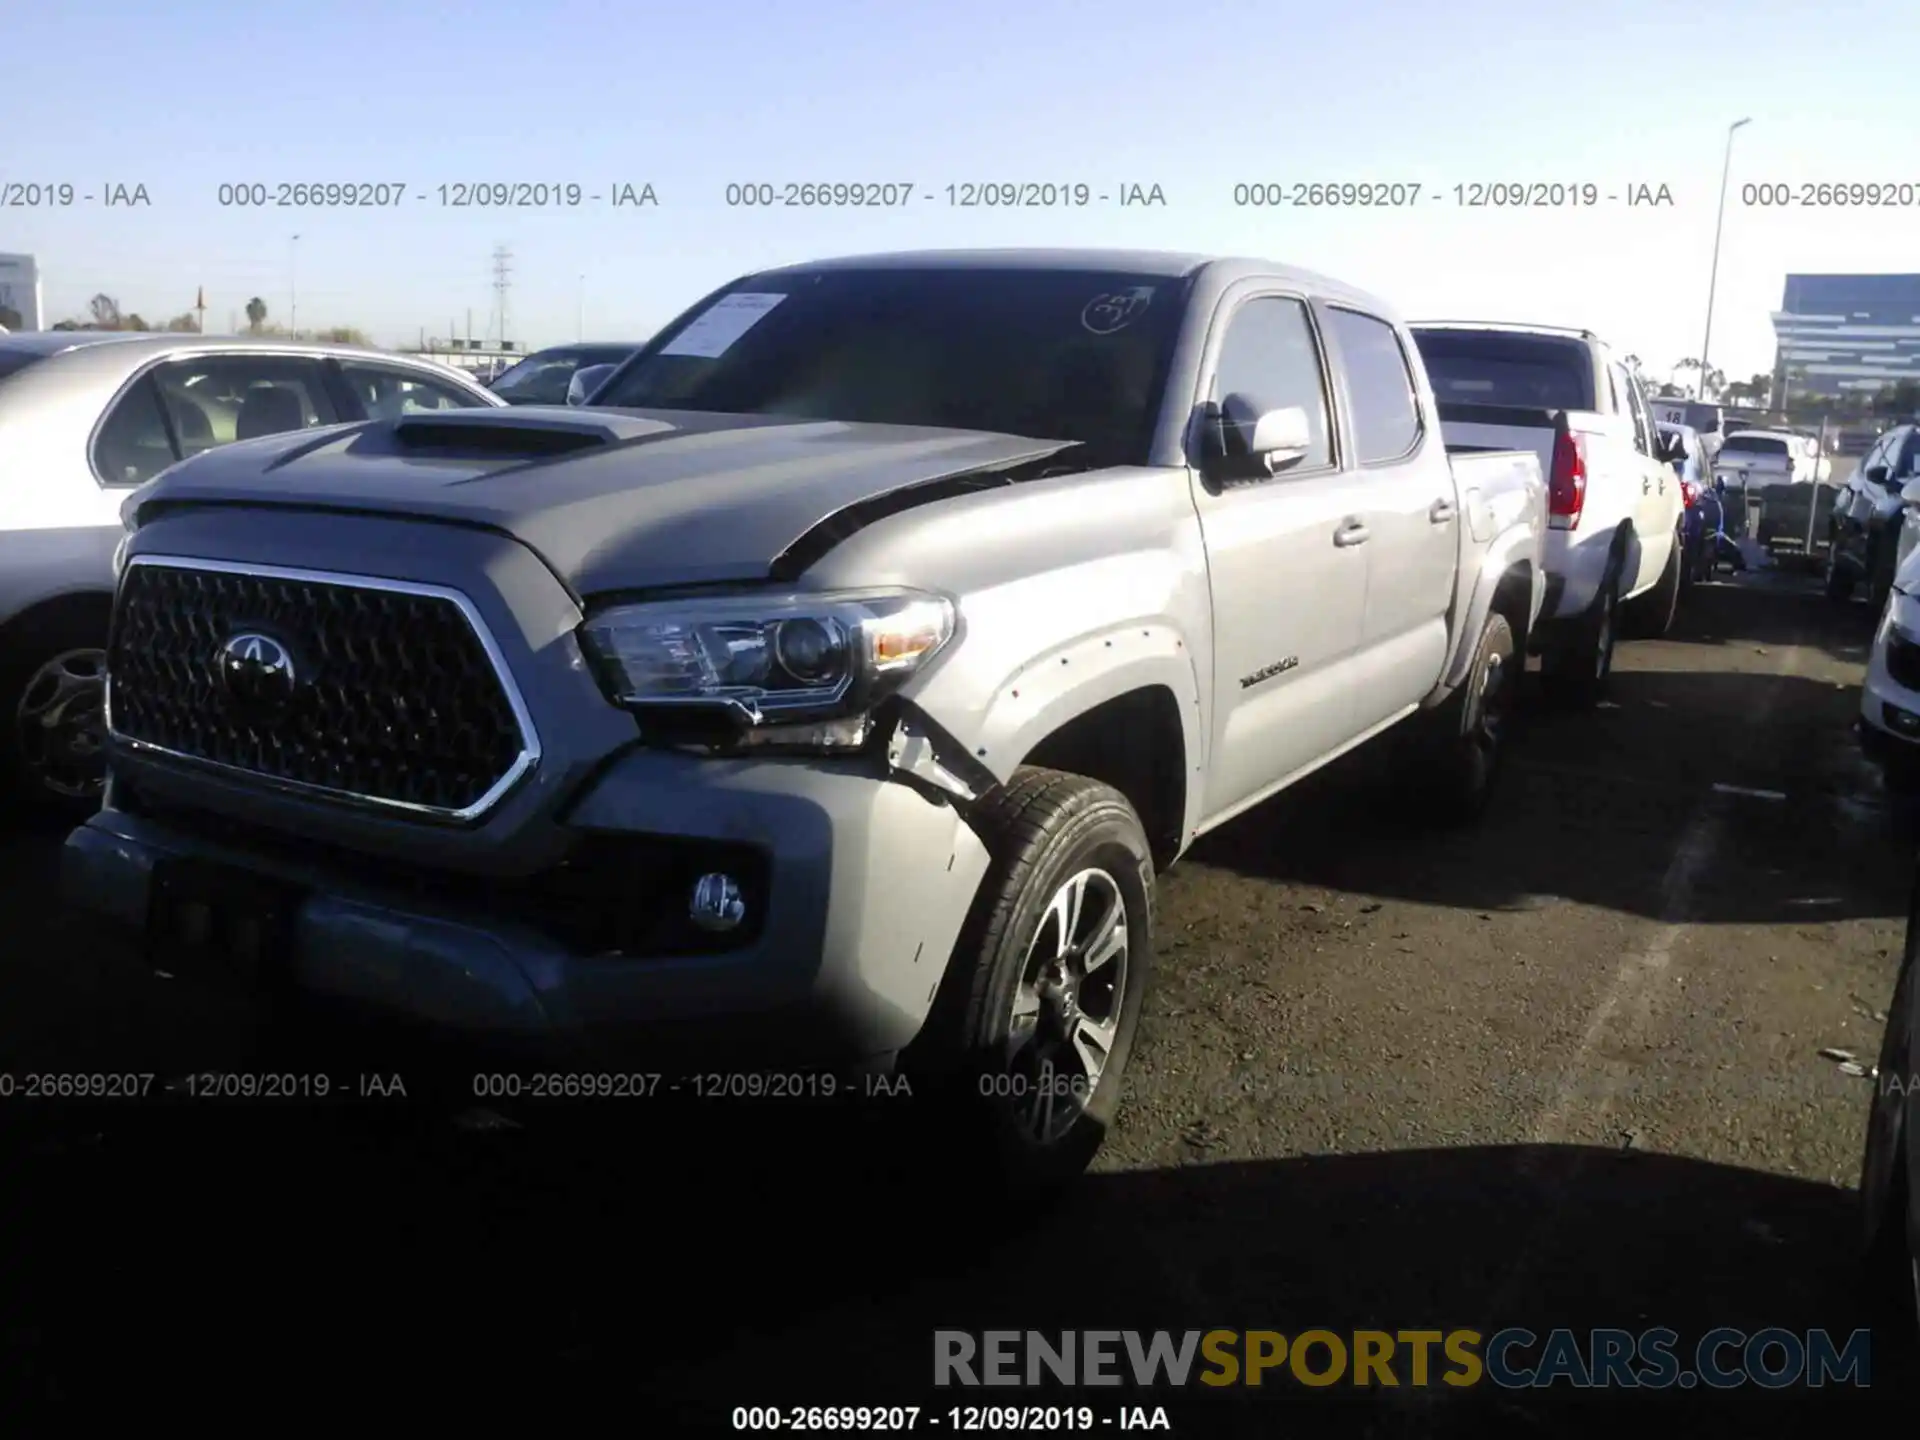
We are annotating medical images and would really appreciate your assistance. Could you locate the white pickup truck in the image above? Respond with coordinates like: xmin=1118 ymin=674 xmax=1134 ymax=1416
xmin=1409 ymin=323 xmax=1688 ymax=706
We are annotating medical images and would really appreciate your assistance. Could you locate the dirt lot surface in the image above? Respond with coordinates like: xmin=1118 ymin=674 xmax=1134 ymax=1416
xmin=1 ymin=571 xmax=1914 ymax=1434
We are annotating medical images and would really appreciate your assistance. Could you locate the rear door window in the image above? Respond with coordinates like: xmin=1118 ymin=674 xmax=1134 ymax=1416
xmin=1325 ymin=307 xmax=1423 ymax=464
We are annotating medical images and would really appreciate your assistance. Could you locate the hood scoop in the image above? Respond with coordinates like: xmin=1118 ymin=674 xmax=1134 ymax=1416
xmin=383 ymin=407 xmax=679 ymax=460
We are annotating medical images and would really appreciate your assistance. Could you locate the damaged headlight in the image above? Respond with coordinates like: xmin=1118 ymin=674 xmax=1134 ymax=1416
xmin=579 ymin=588 xmax=956 ymax=751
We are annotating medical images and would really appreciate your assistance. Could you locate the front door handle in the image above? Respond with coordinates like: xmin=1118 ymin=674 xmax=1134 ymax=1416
xmin=1642 ymin=477 xmax=1651 ymax=494
xmin=1334 ymin=518 xmax=1370 ymax=547
xmin=1429 ymin=498 xmax=1457 ymax=523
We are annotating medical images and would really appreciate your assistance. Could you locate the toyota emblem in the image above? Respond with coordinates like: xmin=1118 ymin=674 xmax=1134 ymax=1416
xmin=216 ymin=631 xmax=297 ymax=715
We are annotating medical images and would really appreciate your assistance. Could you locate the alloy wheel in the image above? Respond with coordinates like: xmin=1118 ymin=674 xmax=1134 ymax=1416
xmin=13 ymin=648 xmax=108 ymax=800
xmin=1003 ymin=867 xmax=1130 ymax=1146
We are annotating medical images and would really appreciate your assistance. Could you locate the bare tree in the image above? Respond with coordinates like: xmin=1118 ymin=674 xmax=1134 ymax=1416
xmin=87 ymin=293 xmax=124 ymax=329
xmin=245 ymin=297 xmax=267 ymax=334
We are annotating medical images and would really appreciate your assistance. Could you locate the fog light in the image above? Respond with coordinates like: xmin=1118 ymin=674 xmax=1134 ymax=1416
xmin=690 ymin=873 xmax=747 ymax=932
xmin=1885 ymin=703 xmax=1920 ymax=737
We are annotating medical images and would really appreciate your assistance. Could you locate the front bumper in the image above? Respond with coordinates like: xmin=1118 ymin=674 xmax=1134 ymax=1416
xmin=63 ymin=752 xmax=992 ymax=1072
xmin=1860 ymin=609 xmax=1920 ymax=756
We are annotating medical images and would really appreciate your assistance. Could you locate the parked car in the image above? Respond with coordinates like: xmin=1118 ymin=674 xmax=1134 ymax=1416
xmin=1409 ymin=321 xmax=1688 ymax=706
xmin=1857 ymin=866 xmax=1919 ymax=1354
xmin=1859 ymin=541 xmax=1920 ymax=781
xmin=66 ymin=249 xmax=1547 ymax=1184
xmin=0 ymin=331 xmax=500 ymax=817
xmin=1827 ymin=424 xmax=1920 ymax=610
xmin=1715 ymin=427 xmax=1829 ymax=490
xmin=488 ymin=343 xmax=645 ymax=405
xmin=1657 ymin=421 xmax=1726 ymax=583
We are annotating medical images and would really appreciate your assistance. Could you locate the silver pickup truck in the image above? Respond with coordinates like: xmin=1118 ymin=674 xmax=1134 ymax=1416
xmin=66 ymin=250 xmax=1546 ymax=1182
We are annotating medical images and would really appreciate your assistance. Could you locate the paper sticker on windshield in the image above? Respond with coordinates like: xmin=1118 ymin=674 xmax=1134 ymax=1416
xmin=659 ymin=292 xmax=787 ymax=358
xmin=1081 ymin=286 xmax=1155 ymax=336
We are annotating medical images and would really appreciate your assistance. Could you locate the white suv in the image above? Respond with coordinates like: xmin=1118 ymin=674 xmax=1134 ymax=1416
xmin=1409 ymin=323 xmax=1688 ymax=705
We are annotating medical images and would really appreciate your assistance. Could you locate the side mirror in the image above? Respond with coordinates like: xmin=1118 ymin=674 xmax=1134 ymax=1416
xmin=1865 ymin=463 xmax=1891 ymax=486
xmin=566 ymin=364 xmax=617 ymax=406
xmin=1713 ymin=476 xmax=1726 ymax=494
xmin=1202 ymin=398 xmax=1312 ymax=478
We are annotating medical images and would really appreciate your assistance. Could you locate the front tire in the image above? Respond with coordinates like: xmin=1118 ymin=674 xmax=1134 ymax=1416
xmin=905 ymin=768 xmax=1155 ymax=1189
xmin=1860 ymin=906 xmax=1919 ymax=1359
xmin=0 ymin=610 xmax=110 ymax=826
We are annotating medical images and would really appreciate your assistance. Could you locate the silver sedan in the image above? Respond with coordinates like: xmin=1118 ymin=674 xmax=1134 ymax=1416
xmin=0 ymin=331 xmax=500 ymax=818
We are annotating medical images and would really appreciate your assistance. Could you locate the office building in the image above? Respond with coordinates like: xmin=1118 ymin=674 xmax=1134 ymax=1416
xmin=1771 ymin=273 xmax=1920 ymax=399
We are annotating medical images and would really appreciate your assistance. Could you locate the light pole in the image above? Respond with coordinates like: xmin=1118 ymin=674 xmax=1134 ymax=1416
xmin=1697 ymin=118 xmax=1750 ymax=402
xmin=289 ymin=234 xmax=301 ymax=336
xmin=577 ymin=273 xmax=585 ymax=341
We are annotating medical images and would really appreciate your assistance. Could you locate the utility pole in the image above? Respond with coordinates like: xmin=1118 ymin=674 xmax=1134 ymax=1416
xmin=490 ymin=244 xmax=513 ymax=348
xmin=1697 ymin=118 xmax=1751 ymax=402
xmin=194 ymin=286 xmax=206 ymax=334
xmin=577 ymin=273 xmax=585 ymax=342
xmin=289 ymin=234 xmax=301 ymax=336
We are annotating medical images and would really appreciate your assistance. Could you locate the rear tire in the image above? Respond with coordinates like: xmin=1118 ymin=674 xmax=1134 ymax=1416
xmin=1826 ymin=543 xmax=1856 ymax=602
xmin=1415 ymin=611 xmax=1515 ymax=826
xmin=903 ymin=767 xmax=1155 ymax=1190
xmin=1540 ymin=574 xmax=1617 ymax=710
xmin=1624 ymin=529 xmax=1683 ymax=639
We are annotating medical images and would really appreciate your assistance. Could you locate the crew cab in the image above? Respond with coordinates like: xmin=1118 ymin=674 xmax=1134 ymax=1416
xmin=65 ymin=250 xmax=1546 ymax=1183
xmin=1409 ymin=323 xmax=1689 ymax=706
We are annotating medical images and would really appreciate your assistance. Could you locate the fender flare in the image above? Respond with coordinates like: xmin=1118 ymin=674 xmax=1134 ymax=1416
xmin=969 ymin=620 xmax=1206 ymax=803
xmin=1435 ymin=527 xmax=1539 ymax=696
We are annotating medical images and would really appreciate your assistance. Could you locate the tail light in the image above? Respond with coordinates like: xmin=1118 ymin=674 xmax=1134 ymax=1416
xmin=1548 ymin=428 xmax=1588 ymax=530
xmin=1679 ymin=478 xmax=1697 ymax=508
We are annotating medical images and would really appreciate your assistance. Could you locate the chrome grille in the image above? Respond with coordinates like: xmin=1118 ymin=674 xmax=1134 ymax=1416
xmin=106 ymin=557 xmax=537 ymax=819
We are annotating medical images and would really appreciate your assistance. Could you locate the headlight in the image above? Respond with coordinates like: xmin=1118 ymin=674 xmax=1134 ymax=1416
xmin=1892 ymin=590 xmax=1920 ymax=645
xmin=579 ymin=588 xmax=956 ymax=751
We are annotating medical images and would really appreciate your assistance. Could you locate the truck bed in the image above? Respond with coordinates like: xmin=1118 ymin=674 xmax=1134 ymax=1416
xmin=1744 ymin=480 xmax=1840 ymax=559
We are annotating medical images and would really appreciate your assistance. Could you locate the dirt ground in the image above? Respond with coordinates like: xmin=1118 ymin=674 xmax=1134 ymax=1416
xmin=0 ymin=568 xmax=1913 ymax=1434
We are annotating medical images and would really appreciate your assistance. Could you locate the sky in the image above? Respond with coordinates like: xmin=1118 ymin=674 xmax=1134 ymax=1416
xmin=4 ymin=0 xmax=1917 ymax=383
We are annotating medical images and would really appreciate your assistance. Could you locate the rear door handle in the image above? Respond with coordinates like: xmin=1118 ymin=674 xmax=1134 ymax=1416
xmin=1642 ymin=477 xmax=1651 ymax=494
xmin=1334 ymin=518 xmax=1370 ymax=547
xmin=1429 ymin=498 xmax=1457 ymax=523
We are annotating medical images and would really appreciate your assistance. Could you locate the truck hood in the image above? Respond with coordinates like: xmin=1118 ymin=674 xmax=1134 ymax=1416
xmin=129 ymin=407 xmax=1081 ymax=596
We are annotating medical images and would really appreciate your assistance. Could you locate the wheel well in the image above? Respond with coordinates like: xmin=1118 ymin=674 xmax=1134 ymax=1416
xmin=1018 ymin=686 xmax=1188 ymax=871
xmin=0 ymin=590 xmax=114 ymax=663
xmin=1490 ymin=561 xmax=1534 ymax=657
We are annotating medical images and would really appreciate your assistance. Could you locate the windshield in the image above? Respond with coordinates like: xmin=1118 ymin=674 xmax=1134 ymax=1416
xmin=593 ymin=267 xmax=1189 ymax=467
xmin=1720 ymin=435 xmax=1789 ymax=457
xmin=1411 ymin=331 xmax=1596 ymax=411
xmin=491 ymin=347 xmax=636 ymax=404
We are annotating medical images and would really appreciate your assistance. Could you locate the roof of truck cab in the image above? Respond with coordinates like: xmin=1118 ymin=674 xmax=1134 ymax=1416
xmin=751 ymin=248 xmax=1389 ymax=309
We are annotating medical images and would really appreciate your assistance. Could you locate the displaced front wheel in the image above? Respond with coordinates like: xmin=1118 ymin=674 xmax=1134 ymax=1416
xmin=905 ymin=767 xmax=1155 ymax=1189
xmin=1415 ymin=611 xmax=1515 ymax=826
xmin=1826 ymin=543 xmax=1855 ymax=602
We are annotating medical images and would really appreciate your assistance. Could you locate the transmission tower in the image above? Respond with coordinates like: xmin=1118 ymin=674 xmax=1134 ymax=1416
xmin=488 ymin=245 xmax=513 ymax=347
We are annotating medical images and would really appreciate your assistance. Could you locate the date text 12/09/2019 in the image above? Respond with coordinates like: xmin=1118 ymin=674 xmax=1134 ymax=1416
xmin=1229 ymin=181 xmax=1675 ymax=208
xmin=210 ymin=182 xmax=659 ymax=208
xmin=729 ymin=1405 xmax=1173 ymax=1431
xmin=721 ymin=183 xmax=1167 ymax=208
